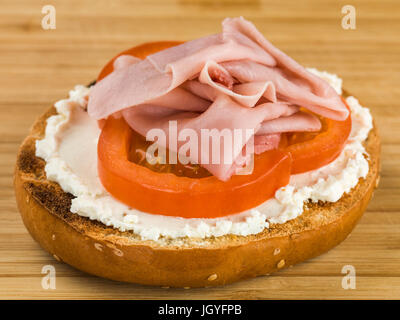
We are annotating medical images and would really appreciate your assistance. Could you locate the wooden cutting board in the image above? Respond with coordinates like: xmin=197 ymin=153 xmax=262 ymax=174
xmin=1 ymin=0 xmax=399 ymax=299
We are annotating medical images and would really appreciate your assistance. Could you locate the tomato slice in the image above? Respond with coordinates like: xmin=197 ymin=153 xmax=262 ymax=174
xmin=98 ymin=116 xmax=292 ymax=218
xmin=282 ymin=103 xmax=352 ymax=174
xmin=128 ymin=129 xmax=212 ymax=178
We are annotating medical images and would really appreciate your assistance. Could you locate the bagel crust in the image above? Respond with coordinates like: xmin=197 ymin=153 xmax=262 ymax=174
xmin=14 ymin=101 xmax=380 ymax=288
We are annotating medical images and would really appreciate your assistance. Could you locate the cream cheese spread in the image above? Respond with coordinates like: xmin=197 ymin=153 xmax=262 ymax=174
xmin=35 ymin=70 xmax=373 ymax=241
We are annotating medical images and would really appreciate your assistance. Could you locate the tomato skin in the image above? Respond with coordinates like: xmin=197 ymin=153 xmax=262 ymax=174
xmin=98 ymin=116 xmax=292 ymax=218
xmin=284 ymin=102 xmax=352 ymax=174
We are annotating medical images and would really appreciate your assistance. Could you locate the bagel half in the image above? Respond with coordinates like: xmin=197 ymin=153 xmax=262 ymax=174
xmin=14 ymin=94 xmax=380 ymax=288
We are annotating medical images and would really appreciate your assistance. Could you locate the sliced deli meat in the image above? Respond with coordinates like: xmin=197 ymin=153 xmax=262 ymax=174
xmin=257 ymin=112 xmax=322 ymax=135
xmin=122 ymin=94 xmax=292 ymax=181
xmin=112 ymin=55 xmax=141 ymax=69
xmin=88 ymin=32 xmax=275 ymax=119
xmin=221 ymin=59 xmax=347 ymax=120
xmin=88 ymin=17 xmax=349 ymax=181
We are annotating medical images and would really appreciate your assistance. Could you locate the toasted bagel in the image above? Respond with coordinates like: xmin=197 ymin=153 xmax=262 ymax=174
xmin=14 ymin=96 xmax=380 ymax=288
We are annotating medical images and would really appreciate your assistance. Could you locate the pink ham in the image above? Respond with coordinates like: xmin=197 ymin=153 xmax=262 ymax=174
xmin=198 ymin=60 xmax=276 ymax=107
xmin=222 ymin=59 xmax=346 ymax=120
xmin=113 ymin=55 xmax=211 ymax=113
xmin=113 ymin=55 xmax=141 ymax=69
xmin=221 ymin=17 xmax=348 ymax=120
xmin=199 ymin=60 xmax=235 ymax=89
xmin=123 ymin=94 xmax=291 ymax=181
xmin=253 ymin=134 xmax=281 ymax=154
xmin=122 ymin=96 xmax=304 ymax=181
xmin=89 ymin=17 xmax=347 ymax=120
xmin=88 ymin=17 xmax=348 ymax=181
xmin=181 ymin=80 xmax=218 ymax=101
xmin=88 ymin=33 xmax=276 ymax=120
xmin=257 ymin=112 xmax=321 ymax=135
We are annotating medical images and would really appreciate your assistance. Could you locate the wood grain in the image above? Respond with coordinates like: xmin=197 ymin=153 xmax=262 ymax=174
xmin=1 ymin=0 xmax=399 ymax=299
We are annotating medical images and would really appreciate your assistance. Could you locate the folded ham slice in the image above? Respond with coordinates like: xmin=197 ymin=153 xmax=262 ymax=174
xmin=88 ymin=17 xmax=348 ymax=181
xmin=198 ymin=60 xmax=277 ymax=107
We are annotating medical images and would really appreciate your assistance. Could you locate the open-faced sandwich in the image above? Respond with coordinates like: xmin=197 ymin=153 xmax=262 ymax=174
xmin=14 ymin=17 xmax=380 ymax=287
